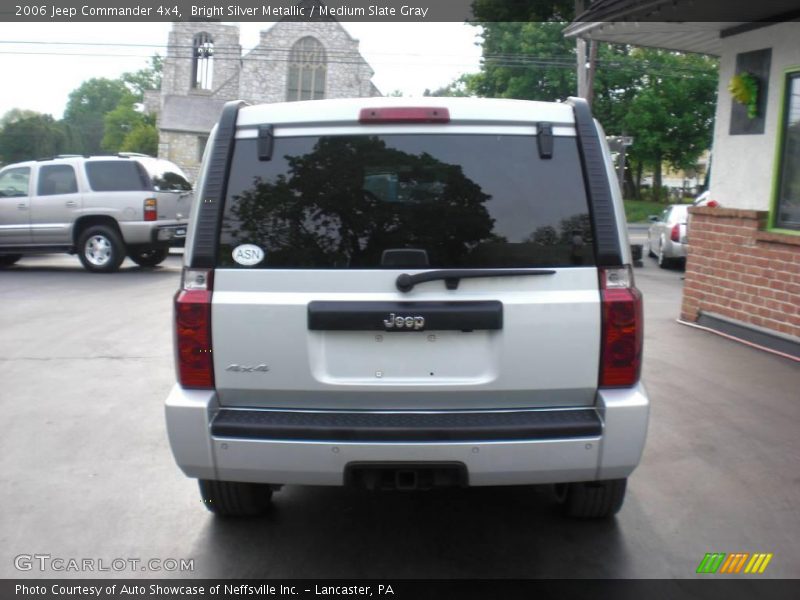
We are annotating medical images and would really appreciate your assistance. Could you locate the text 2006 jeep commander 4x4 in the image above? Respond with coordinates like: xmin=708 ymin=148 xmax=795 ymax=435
xmin=166 ymin=97 xmax=649 ymax=519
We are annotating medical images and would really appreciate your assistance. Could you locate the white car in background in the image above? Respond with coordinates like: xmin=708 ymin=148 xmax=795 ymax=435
xmin=647 ymin=204 xmax=689 ymax=268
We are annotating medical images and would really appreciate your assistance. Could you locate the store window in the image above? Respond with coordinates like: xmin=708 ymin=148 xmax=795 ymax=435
xmin=774 ymin=71 xmax=800 ymax=230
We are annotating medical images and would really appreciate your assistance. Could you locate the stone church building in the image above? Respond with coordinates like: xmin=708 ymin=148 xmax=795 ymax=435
xmin=145 ymin=16 xmax=380 ymax=180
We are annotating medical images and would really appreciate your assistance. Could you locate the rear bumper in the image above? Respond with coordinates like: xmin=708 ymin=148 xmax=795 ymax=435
xmin=164 ymin=384 xmax=649 ymax=486
xmin=117 ymin=221 xmax=187 ymax=245
xmin=154 ymin=224 xmax=188 ymax=244
xmin=665 ymin=239 xmax=687 ymax=259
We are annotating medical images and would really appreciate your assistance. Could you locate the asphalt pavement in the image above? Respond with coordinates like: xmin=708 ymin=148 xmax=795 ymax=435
xmin=1 ymin=249 xmax=798 ymax=579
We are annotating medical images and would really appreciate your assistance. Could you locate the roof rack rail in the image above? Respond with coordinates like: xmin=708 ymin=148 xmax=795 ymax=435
xmin=36 ymin=154 xmax=85 ymax=161
xmin=117 ymin=152 xmax=151 ymax=158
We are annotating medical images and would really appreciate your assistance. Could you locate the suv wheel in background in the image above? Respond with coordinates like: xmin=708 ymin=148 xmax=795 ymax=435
xmin=0 ymin=254 xmax=22 ymax=267
xmin=554 ymin=478 xmax=627 ymax=519
xmin=198 ymin=479 xmax=274 ymax=517
xmin=129 ymin=247 xmax=169 ymax=268
xmin=77 ymin=225 xmax=126 ymax=273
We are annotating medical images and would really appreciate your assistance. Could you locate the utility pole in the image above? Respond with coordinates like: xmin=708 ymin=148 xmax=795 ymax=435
xmin=574 ymin=0 xmax=597 ymax=106
xmin=575 ymin=1 xmax=588 ymax=99
xmin=617 ymin=136 xmax=633 ymax=192
xmin=585 ymin=38 xmax=598 ymax=107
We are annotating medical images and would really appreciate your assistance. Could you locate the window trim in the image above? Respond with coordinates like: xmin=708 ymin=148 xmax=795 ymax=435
xmin=769 ymin=66 xmax=800 ymax=235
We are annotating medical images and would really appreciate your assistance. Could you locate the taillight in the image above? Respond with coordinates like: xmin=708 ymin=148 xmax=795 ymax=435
xmin=670 ymin=223 xmax=680 ymax=242
xmin=599 ymin=267 xmax=643 ymax=388
xmin=144 ymin=197 xmax=157 ymax=222
xmin=174 ymin=269 xmax=214 ymax=389
xmin=359 ymin=107 xmax=450 ymax=124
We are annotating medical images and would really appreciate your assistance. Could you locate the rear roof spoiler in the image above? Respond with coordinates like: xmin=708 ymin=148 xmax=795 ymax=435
xmin=565 ymin=97 xmax=623 ymax=267
xmin=190 ymin=99 xmax=248 ymax=269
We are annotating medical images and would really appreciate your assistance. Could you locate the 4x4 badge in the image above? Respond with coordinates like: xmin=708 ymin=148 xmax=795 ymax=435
xmin=383 ymin=313 xmax=425 ymax=331
xmin=226 ymin=364 xmax=270 ymax=373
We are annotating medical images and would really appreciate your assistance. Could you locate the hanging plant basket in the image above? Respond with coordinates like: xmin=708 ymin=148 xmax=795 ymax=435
xmin=728 ymin=72 xmax=760 ymax=119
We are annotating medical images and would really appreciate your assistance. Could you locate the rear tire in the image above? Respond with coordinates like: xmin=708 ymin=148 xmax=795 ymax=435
xmin=198 ymin=479 xmax=273 ymax=517
xmin=77 ymin=225 xmax=126 ymax=273
xmin=129 ymin=246 xmax=169 ymax=267
xmin=0 ymin=254 xmax=22 ymax=267
xmin=555 ymin=478 xmax=627 ymax=519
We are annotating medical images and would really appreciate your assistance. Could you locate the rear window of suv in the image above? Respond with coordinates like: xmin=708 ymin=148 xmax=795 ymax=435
xmin=85 ymin=161 xmax=150 ymax=192
xmin=218 ymin=134 xmax=595 ymax=269
xmin=143 ymin=159 xmax=193 ymax=192
xmin=85 ymin=159 xmax=192 ymax=192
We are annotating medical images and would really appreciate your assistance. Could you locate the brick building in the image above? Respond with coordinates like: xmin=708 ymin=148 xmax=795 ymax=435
xmin=145 ymin=13 xmax=380 ymax=180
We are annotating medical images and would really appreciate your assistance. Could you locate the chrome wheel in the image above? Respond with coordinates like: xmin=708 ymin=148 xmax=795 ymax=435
xmin=84 ymin=235 xmax=113 ymax=266
xmin=77 ymin=225 xmax=125 ymax=273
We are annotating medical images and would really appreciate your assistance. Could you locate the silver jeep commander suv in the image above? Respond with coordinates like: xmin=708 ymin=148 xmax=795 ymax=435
xmin=166 ymin=97 xmax=649 ymax=519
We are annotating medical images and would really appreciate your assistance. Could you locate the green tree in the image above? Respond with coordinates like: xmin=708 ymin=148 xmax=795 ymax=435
xmin=464 ymin=0 xmax=575 ymax=100
xmin=0 ymin=113 xmax=66 ymax=163
xmin=460 ymin=21 xmax=652 ymax=131
xmin=102 ymin=99 xmax=142 ymax=152
xmin=465 ymin=21 xmax=577 ymax=102
xmin=120 ymin=55 xmax=163 ymax=101
xmin=102 ymin=96 xmax=159 ymax=154
xmin=424 ymin=76 xmax=474 ymax=97
xmin=622 ymin=50 xmax=717 ymax=201
xmin=0 ymin=108 xmax=41 ymax=128
xmin=121 ymin=122 xmax=158 ymax=156
xmin=62 ymin=78 xmax=130 ymax=154
xmin=1 ymin=54 xmax=163 ymax=162
xmin=101 ymin=55 xmax=163 ymax=154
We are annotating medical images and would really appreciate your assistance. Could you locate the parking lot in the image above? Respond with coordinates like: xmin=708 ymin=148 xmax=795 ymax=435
xmin=1 ymin=250 xmax=798 ymax=579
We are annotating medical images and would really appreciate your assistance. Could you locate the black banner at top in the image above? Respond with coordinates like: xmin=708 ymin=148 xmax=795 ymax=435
xmin=2 ymin=0 xmax=474 ymax=22
xmin=1 ymin=0 xmax=800 ymax=23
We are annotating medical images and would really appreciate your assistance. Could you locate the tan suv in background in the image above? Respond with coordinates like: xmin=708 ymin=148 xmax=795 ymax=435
xmin=0 ymin=153 xmax=192 ymax=272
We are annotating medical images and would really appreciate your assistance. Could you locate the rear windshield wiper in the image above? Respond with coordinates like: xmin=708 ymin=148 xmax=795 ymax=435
xmin=396 ymin=269 xmax=556 ymax=292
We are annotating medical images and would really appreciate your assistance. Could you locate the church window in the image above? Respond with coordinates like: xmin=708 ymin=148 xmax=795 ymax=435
xmin=192 ymin=32 xmax=214 ymax=90
xmin=287 ymin=37 xmax=326 ymax=101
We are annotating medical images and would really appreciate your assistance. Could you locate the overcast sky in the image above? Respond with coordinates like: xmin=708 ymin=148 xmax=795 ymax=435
xmin=0 ymin=22 xmax=483 ymax=119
